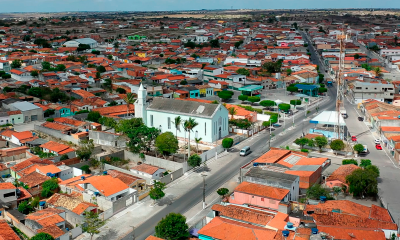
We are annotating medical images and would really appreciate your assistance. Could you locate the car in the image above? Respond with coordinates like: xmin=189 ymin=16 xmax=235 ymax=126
xmin=351 ymin=136 xmax=357 ymax=141
xmin=358 ymin=117 xmax=364 ymax=121
xmin=374 ymin=139 xmax=381 ymax=144
xmin=376 ymin=144 xmax=382 ymax=150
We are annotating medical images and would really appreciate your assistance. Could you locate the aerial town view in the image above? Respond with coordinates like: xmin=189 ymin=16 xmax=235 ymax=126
xmin=1 ymin=1 xmax=400 ymax=240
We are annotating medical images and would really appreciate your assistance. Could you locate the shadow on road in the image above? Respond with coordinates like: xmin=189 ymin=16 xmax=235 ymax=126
xmin=158 ymin=194 xmax=174 ymax=206
xmin=96 ymin=229 xmax=118 ymax=240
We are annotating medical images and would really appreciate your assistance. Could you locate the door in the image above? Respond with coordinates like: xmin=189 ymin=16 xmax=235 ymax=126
xmin=219 ymin=127 xmax=221 ymax=139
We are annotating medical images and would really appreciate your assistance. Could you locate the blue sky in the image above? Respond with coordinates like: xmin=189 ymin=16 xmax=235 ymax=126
xmin=1 ymin=0 xmax=399 ymax=13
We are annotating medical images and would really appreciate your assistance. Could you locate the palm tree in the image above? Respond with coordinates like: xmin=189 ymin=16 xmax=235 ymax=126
xmin=173 ymin=116 xmax=182 ymax=139
xmin=374 ymin=67 xmax=382 ymax=77
xmin=184 ymin=117 xmax=198 ymax=158
xmin=228 ymin=107 xmax=237 ymax=120
xmin=123 ymin=92 xmax=135 ymax=117
xmin=195 ymin=137 xmax=202 ymax=153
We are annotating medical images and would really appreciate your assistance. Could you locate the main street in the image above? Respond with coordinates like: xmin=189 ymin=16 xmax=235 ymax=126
xmin=131 ymin=86 xmax=338 ymax=240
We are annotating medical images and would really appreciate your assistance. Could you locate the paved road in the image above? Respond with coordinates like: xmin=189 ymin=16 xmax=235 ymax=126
xmin=134 ymin=86 xmax=338 ymax=240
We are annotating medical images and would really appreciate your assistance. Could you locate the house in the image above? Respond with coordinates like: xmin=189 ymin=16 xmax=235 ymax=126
xmin=349 ymin=81 xmax=395 ymax=104
xmin=93 ymin=104 xmax=134 ymax=118
xmin=63 ymin=38 xmax=98 ymax=48
xmin=8 ymin=110 xmax=24 ymax=124
xmin=0 ymin=220 xmax=20 ymax=240
xmin=89 ymin=131 xmax=127 ymax=148
xmin=25 ymin=208 xmax=69 ymax=240
xmin=10 ymin=68 xmax=31 ymax=81
xmin=5 ymin=102 xmax=44 ymax=122
xmin=0 ymin=182 xmax=17 ymax=208
xmin=71 ymin=90 xmax=96 ymax=100
xmin=325 ymin=164 xmax=360 ymax=189
xmin=107 ymin=169 xmax=147 ymax=192
xmin=136 ymin=84 xmax=229 ymax=143
xmin=130 ymin=163 xmax=165 ymax=180
xmin=19 ymin=171 xmax=51 ymax=188
xmin=10 ymin=131 xmax=37 ymax=146
xmin=40 ymin=141 xmax=75 ymax=156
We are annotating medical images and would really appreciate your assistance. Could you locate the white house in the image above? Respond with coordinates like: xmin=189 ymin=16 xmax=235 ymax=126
xmin=130 ymin=163 xmax=165 ymax=180
xmin=63 ymin=38 xmax=98 ymax=48
xmin=135 ymin=84 xmax=229 ymax=143
xmin=10 ymin=69 xmax=31 ymax=81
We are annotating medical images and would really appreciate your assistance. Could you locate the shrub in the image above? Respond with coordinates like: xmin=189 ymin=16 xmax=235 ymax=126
xmin=222 ymin=138 xmax=234 ymax=149
xmin=81 ymin=165 xmax=92 ymax=174
xmin=301 ymin=149 xmax=309 ymax=153
xmin=188 ymin=154 xmax=202 ymax=168
xmin=46 ymin=118 xmax=54 ymax=122
xmin=342 ymin=159 xmax=358 ymax=166
xmin=238 ymin=95 xmax=248 ymax=102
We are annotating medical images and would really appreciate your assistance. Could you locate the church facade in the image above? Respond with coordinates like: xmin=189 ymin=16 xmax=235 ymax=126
xmin=135 ymin=84 xmax=229 ymax=143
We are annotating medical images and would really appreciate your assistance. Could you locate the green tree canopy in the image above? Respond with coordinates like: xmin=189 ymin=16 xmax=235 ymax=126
xmin=294 ymin=137 xmax=309 ymax=148
xmin=31 ymin=233 xmax=55 ymax=240
xmin=18 ymin=200 xmax=34 ymax=214
xmin=330 ymin=139 xmax=345 ymax=151
xmin=11 ymin=59 xmax=22 ymax=68
xmin=116 ymin=87 xmax=127 ymax=94
xmin=96 ymin=65 xmax=106 ymax=73
xmin=76 ymin=139 xmax=95 ymax=161
xmin=218 ymin=91 xmax=234 ymax=101
xmin=126 ymin=125 xmax=160 ymax=153
xmin=360 ymin=159 xmax=372 ymax=168
xmin=260 ymin=100 xmax=276 ymax=107
xmin=346 ymin=167 xmax=379 ymax=197
xmin=238 ymin=95 xmax=248 ymax=102
xmin=217 ymin=188 xmax=229 ymax=197
xmin=290 ymin=99 xmax=301 ymax=106
xmin=31 ymin=70 xmax=39 ymax=77
xmin=342 ymin=159 xmax=358 ymax=166
xmin=353 ymin=144 xmax=364 ymax=153
xmin=188 ymin=154 xmax=202 ymax=168
xmin=87 ymin=111 xmax=102 ymax=123
xmin=149 ymin=181 xmax=166 ymax=202
xmin=278 ymin=103 xmax=291 ymax=111
xmin=247 ymin=96 xmax=260 ymax=105
xmin=236 ymin=68 xmax=250 ymax=76
xmin=155 ymin=213 xmax=190 ymax=240
xmin=314 ymin=136 xmax=328 ymax=152
xmin=82 ymin=211 xmax=106 ymax=240
xmin=287 ymin=86 xmax=298 ymax=94
xmin=155 ymin=132 xmax=179 ymax=156
xmin=306 ymin=184 xmax=331 ymax=200
xmin=42 ymin=178 xmax=59 ymax=191
xmin=222 ymin=138 xmax=233 ymax=149
xmin=56 ymin=64 xmax=66 ymax=71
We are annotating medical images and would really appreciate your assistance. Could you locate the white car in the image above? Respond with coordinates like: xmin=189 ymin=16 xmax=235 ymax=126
xmin=374 ymin=139 xmax=381 ymax=144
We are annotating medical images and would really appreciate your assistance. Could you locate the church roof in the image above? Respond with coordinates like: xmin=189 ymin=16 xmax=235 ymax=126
xmin=147 ymin=98 xmax=220 ymax=118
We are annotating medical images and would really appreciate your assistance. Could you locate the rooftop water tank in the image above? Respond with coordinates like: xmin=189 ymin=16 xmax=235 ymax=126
xmin=312 ymin=228 xmax=319 ymax=234
xmin=286 ymin=222 xmax=294 ymax=229
xmin=320 ymin=196 xmax=327 ymax=202
xmin=39 ymin=201 xmax=46 ymax=207
xmin=66 ymin=228 xmax=69 ymax=231
xmin=81 ymin=176 xmax=85 ymax=180
xmin=94 ymin=192 xmax=100 ymax=196
xmin=282 ymin=231 xmax=290 ymax=237
xmin=46 ymin=172 xmax=52 ymax=176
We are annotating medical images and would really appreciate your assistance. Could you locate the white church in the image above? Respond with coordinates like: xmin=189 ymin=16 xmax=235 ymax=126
xmin=134 ymin=84 xmax=230 ymax=143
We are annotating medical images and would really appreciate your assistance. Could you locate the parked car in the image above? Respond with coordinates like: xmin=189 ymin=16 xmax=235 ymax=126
xmin=351 ymin=136 xmax=357 ymax=141
xmin=358 ymin=117 xmax=364 ymax=121
xmin=374 ymin=139 xmax=381 ymax=144
xmin=376 ymin=144 xmax=382 ymax=150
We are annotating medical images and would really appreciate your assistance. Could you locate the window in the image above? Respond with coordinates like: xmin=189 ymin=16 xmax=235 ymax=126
xmin=3 ymin=192 xmax=15 ymax=198
xmin=205 ymin=123 xmax=206 ymax=135
xmin=261 ymin=198 xmax=264 ymax=201
xmin=150 ymin=115 xmax=153 ymax=126
xmin=167 ymin=117 xmax=171 ymax=129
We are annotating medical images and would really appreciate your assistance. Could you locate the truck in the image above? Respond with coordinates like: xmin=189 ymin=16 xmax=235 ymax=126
xmin=340 ymin=106 xmax=347 ymax=118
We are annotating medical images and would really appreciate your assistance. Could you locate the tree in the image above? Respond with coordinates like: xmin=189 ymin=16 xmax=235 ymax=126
xmin=28 ymin=87 xmax=43 ymax=98
xmin=41 ymin=188 xmax=53 ymax=198
xmin=366 ymin=165 xmax=380 ymax=177
xmin=195 ymin=137 xmax=202 ymax=153
xmin=217 ymin=188 xmax=229 ymax=198
xmin=81 ymin=165 xmax=91 ymax=174
xmin=184 ymin=117 xmax=198 ymax=158
xmin=333 ymin=186 xmax=341 ymax=199
xmin=314 ymin=136 xmax=328 ymax=152
xmin=286 ymin=68 xmax=292 ymax=76
xmin=353 ymin=143 xmax=364 ymax=153
xmin=346 ymin=168 xmax=378 ymax=197
xmin=77 ymin=43 xmax=90 ymax=52
xmin=247 ymin=96 xmax=260 ymax=105
xmin=149 ymin=181 xmax=166 ymax=203
xmin=123 ymin=92 xmax=135 ymax=116
xmin=116 ymin=87 xmax=126 ymax=94
xmin=295 ymin=137 xmax=309 ymax=148
xmin=318 ymin=87 xmax=327 ymax=94
xmin=107 ymin=55 xmax=113 ymax=60
xmin=18 ymin=200 xmax=33 ymax=214
xmin=76 ymin=139 xmax=95 ymax=161
xmin=290 ymin=99 xmax=301 ymax=106
xmin=228 ymin=107 xmax=237 ymax=120
xmin=11 ymin=59 xmax=22 ymax=68
xmin=238 ymin=95 xmax=248 ymax=103
xmin=126 ymin=125 xmax=160 ymax=153
xmin=56 ymin=64 xmax=66 ymax=71
xmin=342 ymin=159 xmax=358 ymax=166
xmin=218 ymin=91 xmax=233 ymax=101
xmin=155 ymin=212 xmax=190 ymax=240
xmin=236 ymin=68 xmax=250 ymax=76
xmin=184 ymin=41 xmax=196 ymax=49
xmin=31 ymin=233 xmax=54 ymax=240
xmin=234 ymin=40 xmax=243 ymax=48
xmin=306 ymin=184 xmax=331 ymax=200
xmin=173 ymin=116 xmax=182 ymax=139
xmin=374 ymin=67 xmax=382 ymax=77
xmin=188 ymin=154 xmax=202 ymax=168
xmin=354 ymin=53 xmax=360 ymax=59
xmin=96 ymin=72 xmax=101 ymax=79
xmin=260 ymin=100 xmax=276 ymax=108
xmin=180 ymin=80 xmax=188 ymax=85
xmin=42 ymin=61 xmax=51 ymax=70
xmin=330 ymin=139 xmax=345 ymax=152
xmin=31 ymin=70 xmax=39 ymax=77
xmin=287 ymin=86 xmax=298 ymax=94
xmin=278 ymin=103 xmax=291 ymax=112
xmin=155 ymin=132 xmax=179 ymax=156
xmin=361 ymin=63 xmax=372 ymax=71
xmin=113 ymin=42 xmax=119 ymax=48
xmin=82 ymin=211 xmax=107 ymax=240
xmin=209 ymin=39 xmax=220 ymax=48
xmin=262 ymin=60 xmax=282 ymax=73
xmin=108 ymin=101 xmax=118 ymax=106
xmin=96 ymin=65 xmax=106 ymax=73
xmin=360 ymin=159 xmax=372 ymax=168
xmin=87 ymin=111 xmax=101 ymax=123
xmin=222 ymin=138 xmax=233 ymax=150
xmin=60 ymin=154 xmax=69 ymax=160
xmin=42 ymin=178 xmax=59 ymax=191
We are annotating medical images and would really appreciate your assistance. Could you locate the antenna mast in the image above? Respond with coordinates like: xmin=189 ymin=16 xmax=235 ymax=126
xmin=336 ymin=31 xmax=346 ymax=140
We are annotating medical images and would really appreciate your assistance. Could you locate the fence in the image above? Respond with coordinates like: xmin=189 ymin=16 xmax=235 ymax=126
xmin=14 ymin=222 xmax=36 ymax=238
xmin=158 ymin=168 xmax=184 ymax=185
xmin=34 ymin=125 xmax=80 ymax=145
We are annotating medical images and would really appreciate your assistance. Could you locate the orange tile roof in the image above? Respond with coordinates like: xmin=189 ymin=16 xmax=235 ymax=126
xmin=381 ymin=126 xmax=400 ymax=132
xmin=0 ymin=220 xmax=20 ymax=240
xmin=131 ymin=163 xmax=162 ymax=175
xmin=42 ymin=121 xmax=72 ymax=132
xmin=212 ymin=204 xmax=274 ymax=225
xmin=72 ymin=90 xmax=95 ymax=98
xmin=326 ymin=164 xmax=360 ymax=184
xmin=26 ymin=208 xmax=65 ymax=227
xmin=317 ymin=226 xmax=386 ymax=240
xmin=198 ymin=216 xmax=277 ymax=240
xmin=93 ymin=104 xmax=134 ymax=116
xmin=266 ymin=212 xmax=289 ymax=230
xmin=234 ymin=181 xmax=289 ymax=200
xmin=36 ymin=165 xmax=61 ymax=174
xmin=53 ymin=117 xmax=86 ymax=127
xmin=76 ymin=175 xmax=129 ymax=197
xmin=19 ymin=171 xmax=51 ymax=187
xmin=37 ymin=225 xmax=66 ymax=239
xmin=40 ymin=141 xmax=73 ymax=154
xmin=0 ymin=182 xmax=16 ymax=190
xmin=106 ymin=169 xmax=142 ymax=186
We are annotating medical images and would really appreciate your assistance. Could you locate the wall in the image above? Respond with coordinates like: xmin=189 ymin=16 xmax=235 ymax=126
xmin=89 ymin=131 xmax=126 ymax=148
xmin=15 ymin=222 xmax=36 ymax=238
xmin=230 ymin=192 xmax=280 ymax=210
xmin=112 ymin=191 xmax=137 ymax=214
xmin=71 ymin=226 xmax=83 ymax=238
xmin=158 ymin=168 xmax=184 ymax=185
xmin=99 ymin=207 xmax=113 ymax=220
xmin=34 ymin=125 xmax=80 ymax=145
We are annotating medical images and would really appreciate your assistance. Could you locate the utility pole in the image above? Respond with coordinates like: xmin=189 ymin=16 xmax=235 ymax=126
xmin=201 ymin=173 xmax=207 ymax=209
xmin=131 ymin=226 xmax=135 ymax=240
